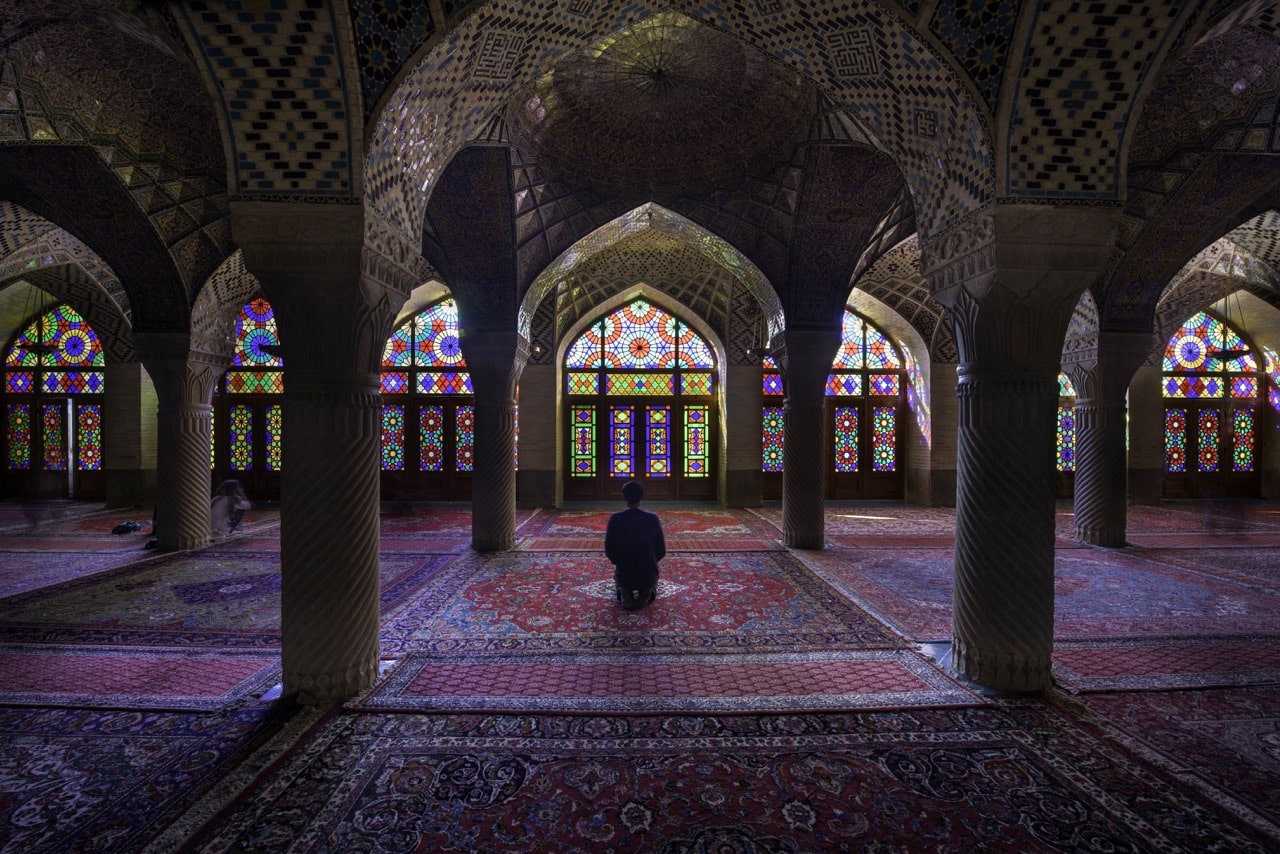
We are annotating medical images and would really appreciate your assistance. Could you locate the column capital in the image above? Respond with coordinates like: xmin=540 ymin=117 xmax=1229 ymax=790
xmin=134 ymin=331 xmax=231 ymax=406
xmin=1061 ymin=330 xmax=1156 ymax=401
xmin=771 ymin=326 xmax=841 ymax=403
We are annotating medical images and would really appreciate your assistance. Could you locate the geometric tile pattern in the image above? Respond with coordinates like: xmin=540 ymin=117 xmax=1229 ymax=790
xmin=1006 ymin=0 xmax=1190 ymax=198
xmin=190 ymin=250 xmax=263 ymax=343
xmin=927 ymin=0 xmax=1018 ymax=109
xmin=172 ymin=2 xmax=357 ymax=197
xmin=348 ymin=0 xmax=437 ymax=117
xmin=855 ymin=236 xmax=957 ymax=362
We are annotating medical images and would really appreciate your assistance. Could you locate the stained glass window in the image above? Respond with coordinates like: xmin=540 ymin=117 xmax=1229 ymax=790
xmin=1233 ymin=409 xmax=1255 ymax=472
xmin=571 ymin=407 xmax=595 ymax=477
xmin=1057 ymin=406 xmax=1075 ymax=472
xmin=646 ymin=405 xmax=670 ymax=477
xmin=76 ymin=404 xmax=102 ymax=471
xmin=1197 ymin=409 xmax=1219 ymax=472
xmin=455 ymin=406 xmax=475 ymax=472
xmin=6 ymin=305 xmax=106 ymax=370
xmin=833 ymin=407 xmax=858 ymax=472
xmin=227 ymin=299 xmax=284 ymax=395
xmin=871 ymin=406 xmax=896 ymax=472
xmin=610 ymin=406 xmax=634 ymax=477
xmin=381 ymin=405 xmax=406 ymax=471
xmin=42 ymin=403 xmax=66 ymax=470
xmin=762 ymin=406 xmax=784 ymax=472
xmin=6 ymin=403 xmax=31 ymax=470
xmin=1165 ymin=409 xmax=1187 ymax=472
xmin=684 ymin=405 xmax=708 ymax=477
xmin=420 ymin=405 xmax=444 ymax=472
xmin=229 ymin=405 xmax=253 ymax=472
xmin=265 ymin=405 xmax=282 ymax=471
xmin=565 ymin=299 xmax=716 ymax=378
xmin=1162 ymin=311 xmax=1258 ymax=399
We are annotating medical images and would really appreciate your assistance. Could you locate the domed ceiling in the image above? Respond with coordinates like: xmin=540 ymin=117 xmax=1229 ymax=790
xmin=506 ymin=13 xmax=815 ymax=198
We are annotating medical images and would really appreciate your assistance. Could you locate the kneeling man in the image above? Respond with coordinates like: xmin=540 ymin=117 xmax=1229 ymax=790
xmin=604 ymin=480 xmax=666 ymax=610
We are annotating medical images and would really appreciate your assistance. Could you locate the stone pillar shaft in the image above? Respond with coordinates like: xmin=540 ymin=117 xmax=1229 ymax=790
xmin=776 ymin=327 xmax=840 ymax=549
xmin=466 ymin=331 xmax=527 ymax=552
xmin=1073 ymin=400 xmax=1129 ymax=546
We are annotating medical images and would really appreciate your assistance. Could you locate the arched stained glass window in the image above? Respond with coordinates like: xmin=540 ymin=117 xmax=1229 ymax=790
xmin=381 ymin=300 xmax=471 ymax=396
xmin=213 ymin=299 xmax=285 ymax=499
xmin=564 ymin=298 xmax=717 ymax=501
xmin=1057 ymin=373 xmax=1076 ymax=474
xmin=225 ymin=298 xmax=284 ymax=394
xmin=4 ymin=304 xmax=106 ymax=492
xmin=1160 ymin=310 xmax=1262 ymax=498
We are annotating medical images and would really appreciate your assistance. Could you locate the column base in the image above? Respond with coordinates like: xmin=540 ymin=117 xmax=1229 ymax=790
xmin=1075 ymin=523 xmax=1127 ymax=548
xmin=472 ymin=534 xmax=515 ymax=552
xmin=952 ymin=637 xmax=1051 ymax=693
xmin=285 ymin=658 xmax=378 ymax=705
xmin=784 ymin=532 xmax=823 ymax=550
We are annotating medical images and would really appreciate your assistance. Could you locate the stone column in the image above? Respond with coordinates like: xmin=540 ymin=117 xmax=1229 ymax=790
xmin=103 ymin=361 xmax=157 ymax=508
xmin=724 ymin=363 xmax=764 ymax=507
xmin=775 ymin=327 xmax=841 ymax=549
xmin=1063 ymin=331 xmax=1152 ymax=546
xmin=1126 ymin=363 xmax=1165 ymax=504
xmin=234 ymin=202 xmax=424 ymax=703
xmin=923 ymin=205 xmax=1120 ymax=692
xmin=134 ymin=334 xmax=229 ymax=551
xmin=466 ymin=331 xmax=527 ymax=551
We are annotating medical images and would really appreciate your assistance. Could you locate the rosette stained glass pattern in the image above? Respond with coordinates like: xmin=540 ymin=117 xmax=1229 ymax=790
xmin=265 ymin=406 xmax=282 ymax=471
xmin=1233 ymin=409 xmax=1255 ymax=472
xmin=420 ymin=406 xmax=444 ymax=472
xmin=6 ymin=404 xmax=31 ymax=469
xmin=1197 ymin=410 xmax=1219 ymax=472
xmin=565 ymin=299 xmax=716 ymax=377
xmin=6 ymin=305 xmax=105 ymax=370
xmin=455 ymin=406 xmax=475 ymax=472
xmin=871 ymin=407 xmax=896 ymax=472
xmin=1059 ymin=373 xmax=1076 ymax=396
xmin=762 ymin=406 xmax=784 ymax=472
xmin=381 ymin=406 xmax=406 ymax=471
xmin=1163 ymin=312 xmax=1256 ymax=374
xmin=1057 ymin=406 xmax=1075 ymax=472
xmin=76 ymin=404 xmax=101 ymax=471
xmin=42 ymin=404 xmax=65 ymax=470
xmin=229 ymin=405 xmax=253 ymax=472
xmin=833 ymin=407 xmax=858 ymax=473
xmin=1165 ymin=409 xmax=1187 ymax=472
xmin=232 ymin=299 xmax=283 ymax=368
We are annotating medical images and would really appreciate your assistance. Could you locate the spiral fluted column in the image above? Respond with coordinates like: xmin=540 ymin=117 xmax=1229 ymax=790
xmin=136 ymin=333 xmax=229 ymax=552
xmin=776 ymin=327 xmax=840 ymax=550
xmin=952 ymin=372 xmax=1059 ymax=690
xmin=279 ymin=373 xmax=383 ymax=702
xmin=466 ymin=331 xmax=528 ymax=552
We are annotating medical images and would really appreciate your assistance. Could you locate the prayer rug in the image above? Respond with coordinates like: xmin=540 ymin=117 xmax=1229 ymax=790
xmin=0 ymin=552 xmax=455 ymax=648
xmin=186 ymin=701 xmax=1275 ymax=853
xmin=352 ymin=649 xmax=981 ymax=714
xmin=1053 ymin=637 xmax=1280 ymax=692
xmin=379 ymin=550 xmax=904 ymax=655
xmin=0 ymin=643 xmax=280 ymax=711
xmin=520 ymin=507 xmax=778 ymax=538
xmin=1078 ymin=685 xmax=1280 ymax=832
xmin=0 ymin=702 xmax=308 ymax=853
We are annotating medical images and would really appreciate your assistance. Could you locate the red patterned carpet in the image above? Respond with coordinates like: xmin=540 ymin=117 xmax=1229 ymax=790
xmin=1053 ymin=637 xmax=1280 ymax=692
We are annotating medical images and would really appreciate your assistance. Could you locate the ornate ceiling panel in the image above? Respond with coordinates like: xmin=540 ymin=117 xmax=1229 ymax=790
xmin=853 ymin=236 xmax=957 ymax=362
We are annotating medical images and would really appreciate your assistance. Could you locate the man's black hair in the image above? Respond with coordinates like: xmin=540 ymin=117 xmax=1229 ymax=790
xmin=622 ymin=480 xmax=644 ymax=504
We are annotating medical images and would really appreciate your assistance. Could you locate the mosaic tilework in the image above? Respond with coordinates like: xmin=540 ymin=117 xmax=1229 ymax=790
xmin=191 ymin=250 xmax=264 ymax=343
xmin=0 ymin=199 xmax=55 ymax=259
xmin=927 ymin=0 xmax=1018 ymax=109
xmin=174 ymin=1 xmax=356 ymax=196
xmin=526 ymin=289 xmax=555 ymax=365
xmin=1223 ymin=211 xmax=1280 ymax=268
xmin=349 ymin=0 xmax=436 ymax=116
xmin=368 ymin=1 xmax=993 ymax=243
xmin=854 ymin=236 xmax=957 ymax=363
xmin=1062 ymin=288 xmax=1100 ymax=350
xmin=728 ymin=281 xmax=765 ymax=366
xmin=1006 ymin=0 xmax=1190 ymax=198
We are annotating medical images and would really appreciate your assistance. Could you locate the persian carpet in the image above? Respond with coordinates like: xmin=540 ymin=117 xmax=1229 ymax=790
xmin=0 ymin=702 xmax=309 ymax=853
xmin=517 ymin=535 xmax=779 ymax=551
xmin=352 ymin=649 xmax=979 ymax=714
xmin=379 ymin=550 xmax=904 ymax=656
xmin=1052 ymin=637 xmax=1280 ymax=692
xmin=1078 ymin=685 xmax=1280 ymax=832
xmin=0 ymin=643 xmax=280 ymax=711
xmin=185 ymin=700 xmax=1277 ymax=853
xmin=0 ymin=551 xmax=455 ymax=648
xmin=520 ymin=507 xmax=779 ymax=538
xmin=0 ymin=549 xmax=161 ymax=600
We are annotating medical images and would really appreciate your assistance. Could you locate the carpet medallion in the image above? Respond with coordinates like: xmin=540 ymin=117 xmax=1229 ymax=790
xmin=353 ymin=649 xmax=980 ymax=714
xmin=187 ymin=702 xmax=1274 ymax=853
xmin=380 ymin=550 xmax=903 ymax=655
xmin=0 ymin=644 xmax=280 ymax=710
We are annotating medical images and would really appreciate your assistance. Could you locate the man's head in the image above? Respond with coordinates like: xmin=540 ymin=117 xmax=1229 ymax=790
xmin=622 ymin=480 xmax=644 ymax=506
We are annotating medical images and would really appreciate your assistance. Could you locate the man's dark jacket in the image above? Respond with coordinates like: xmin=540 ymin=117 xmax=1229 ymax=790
xmin=605 ymin=507 xmax=666 ymax=588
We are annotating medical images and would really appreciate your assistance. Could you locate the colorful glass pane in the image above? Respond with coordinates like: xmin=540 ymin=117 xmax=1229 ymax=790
xmin=762 ymin=371 xmax=784 ymax=396
xmin=381 ymin=405 xmax=405 ymax=471
xmin=610 ymin=406 xmax=634 ymax=477
xmin=1164 ymin=409 xmax=1186 ymax=472
xmin=567 ymin=372 xmax=599 ymax=394
xmin=232 ymin=299 xmax=283 ymax=368
xmin=605 ymin=374 xmax=674 ymax=395
xmin=413 ymin=302 xmax=466 ymax=367
xmin=1162 ymin=312 xmax=1256 ymax=372
xmin=1197 ymin=409 xmax=1219 ymax=473
xmin=565 ymin=300 xmax=715 ymax=370
xmin=672 ymin=322 xmax=715 ymax=368
xmin=455 ymin=406 xmax=475 ymax=472
xmin=381 ymin=371 xmax=410 ymax=394
xmin=226 ymin=371 xmax=284 ymax=394
xmin=6 ymin=372 xmax=33 ymax=393
xmin=42 ymin=403 xmax=65 ymax=471
xmin=863 ymin=324 xmax=901 ymax=369
xmin=1056 ymin=406 xmax=1075 ymax=473
xmin=1267 ymin=348 xmax=1280 ymax=415
xmin=565 ymin=327 xmax=605 ymax=368
xmin=420 ymin=405 xmax=444 ymax=471
xmin=76 ymin=404 xmax=101 ymax=471
xmin=229 ymin=405 xmax=253 ymax=471
xmin=762 ymin=356 xmax=778 ymax=370
xmin=40 ymin=371 xmax=105 ymax=394
xmin=1230 ymin=376 xmax=1258 ymax=399
xmin=684 ymin=405 xmax=708 ymax=477
xmin=1163 ymin=375 xmax=1224 ymax=399
xmin=417 ymin=372 xmax=472 ymax=395
xmin=871 ymin=406 xmax=896 ymax=472
xmin=680 ymin=372 xmax=713 ymax=395
xmin=762 ymin=406 xmax=784 ymax=472
xmin=383 ymin=324 xmax=415 ymax=367
xmin=6 ymin=305 xmax=105 ymax=368
xmin=646 ymin=405 xmax=670 ymax=477
xmin=1058 ymin=373 xmax=1076 ymax=396
xmin=826 ymin=374 xmax=862 ymax=396
xmin=833 ymin=407 xmax=858 ymax=473
xmin=832 ymin=312 xmax=864 ymax=369
xmin=6 ymin=403 xmax=31 ymax=470
xmin=265 ymin=405 xmax=282 ymax=471
xmin=1233 ymin=408 xmax=1255 ymax=473
xmin=869 ymin=374 xmax=900 ymax=396
xmin=571 ymin=407 xmax=595 ymax=477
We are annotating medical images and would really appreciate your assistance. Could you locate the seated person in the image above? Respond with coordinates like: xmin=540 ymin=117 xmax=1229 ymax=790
xmin=604 ymin=480 xmax=666 ymax=610
xmin=210 ymin=478 xmax=251 ymax=537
